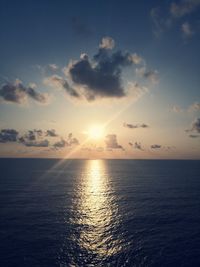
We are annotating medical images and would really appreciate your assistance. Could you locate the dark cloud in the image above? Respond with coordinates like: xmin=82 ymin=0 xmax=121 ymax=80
xmin=53 ymin=139 xmax=66 ymax=149
xmin=53 ymin=134 xmax=79 ymax=149
xmin=20 ymin=129 xmax=43 ymax=142
xmin=43 ymin=38 xmax=149 ymax=102
xmin=0 ymin=80 xmax=49 ymax=104
xmin=105 ymin=134 xmax=123 ymax=150
xmin=46 ymin=129 xmax=58 ymax=137
xmin=18 ymin=129 xmax=49 ymax=147
xmin=0 ymin=128 xmax=80 ymax=149
xmin=65 ymin=37 xmax=142 ymax=101
xmin=20 ymin=139 xmax=49 ymax=147
xmin=151 ymin=144 xmax=162 ymax=149
xmin=53 ymin=133 xmax=79 ymax=149
xmin=123 ymin=122 xmax=149 ymax=129
xmin=0 ymin=129 xmax=19 ymax=143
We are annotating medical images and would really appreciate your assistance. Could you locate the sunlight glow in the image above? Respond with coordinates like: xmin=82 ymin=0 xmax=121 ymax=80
xmin=87 ymin=124 xmax=104 ymax=139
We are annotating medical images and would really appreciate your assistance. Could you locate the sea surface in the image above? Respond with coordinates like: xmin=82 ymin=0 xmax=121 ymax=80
xmin=0 ymin=159 xmax=200 ymax=267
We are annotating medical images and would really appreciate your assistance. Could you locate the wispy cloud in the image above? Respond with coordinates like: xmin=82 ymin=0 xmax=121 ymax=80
xmin=151 ymin=0 xmax=200 ymax=38
xmin=171 ymin=105 xmax=183 ymax=113
xmin=188 ymin=102 xmax=200 ymax=112
xmin=181 ymin=22 xmax=194 ymax=38
xmin=123 ymin=122 xmax=149 ymax=129
xmin=136 ymin=67 xmax=159 ymax=84
xmin=171 ymin=102 xmax=200 ymax=113
xmin=170 ymin=0 xmax=200 ymax=18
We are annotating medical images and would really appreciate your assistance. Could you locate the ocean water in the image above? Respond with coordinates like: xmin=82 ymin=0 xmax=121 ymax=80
xmin=0 ymin=159 xmax=200 ymax=267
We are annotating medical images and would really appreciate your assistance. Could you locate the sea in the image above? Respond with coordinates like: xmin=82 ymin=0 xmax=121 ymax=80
xmin=0 ymin=159 xmax=200 ymax=267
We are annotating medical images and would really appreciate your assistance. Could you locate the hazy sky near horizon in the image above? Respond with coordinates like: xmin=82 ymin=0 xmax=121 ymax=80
xmin=0 ymin=0 xmax=200 ymax=159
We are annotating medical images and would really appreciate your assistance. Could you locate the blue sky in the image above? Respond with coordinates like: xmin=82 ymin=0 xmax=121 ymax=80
xmin=0 ymin=0 xmax=200 ymax=158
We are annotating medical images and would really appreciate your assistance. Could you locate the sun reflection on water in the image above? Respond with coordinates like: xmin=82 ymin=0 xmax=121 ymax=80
xmin=69 ymin=160 xmax=123 ymax=263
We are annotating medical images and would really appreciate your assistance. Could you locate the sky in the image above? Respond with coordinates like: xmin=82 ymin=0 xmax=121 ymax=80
xmin=0 ymin=0 xmax=200 ymax=159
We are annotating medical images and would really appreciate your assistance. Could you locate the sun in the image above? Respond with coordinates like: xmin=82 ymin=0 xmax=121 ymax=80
xmin=87 ymin=124 xmax=104 ymax=139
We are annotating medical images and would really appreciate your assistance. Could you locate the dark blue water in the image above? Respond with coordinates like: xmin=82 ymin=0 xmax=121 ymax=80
xmin=0 ymin=159 xmax=200 ymax=267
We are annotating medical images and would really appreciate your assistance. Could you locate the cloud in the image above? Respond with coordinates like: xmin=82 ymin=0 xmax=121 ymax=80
xmin=136 ymin=67 xmax=159 ymax=84
xmin=172 ymin=102 xmax=200 ymax=113
xmin=59 ymin=37 xmax=146 ymax=101
xmin=151 ymin=0 xmax=200 ymax=38
xmin=186 ymin=118 xmax=200 ymax=133
xmin=126 ymin=82 xmax=148 ymax=100
xmin=123 ymin=122 xmax=149 ymax=129
xmin=151 ymin=144 xmax=162 ymax=149
xmin=20 ymin=139 xmax=49 ymax=147
xmin=171 ymin=105 xmax=183 ymax=113
xmin=105 ymin=134 xmax=123 ymax=149
xmin=46 ymin=129 xmax=58 ymax=137
xmin=170 ymin=0 xmax=200 ymax=18
xmin=191 ymin=118 xmax=200 ymax=133
xmin=181 ymin=22 xmax=194 ymax=38
xmin=53 ymin=139 xmax=66 ymax=149
xmin=43 ymin=75 xmax=80 ymax=98
xmin=150 ymin=7 xmax=169 ymax=37
xmin=19 ymin=129 xmax=43 ymax=142
xmin=129 ymin=53 xmax=143 ymax=64
xmin=99 ymin=37 xmax=115 ymax=50
xmin=48 ymin=64 xmax=59 ymax=71
xmin=0 ymin=127 xmax=79 ymax=149
xmin=188 ymin=102 xmax=200 ymax=111
xmin=189 ymin=134 xmax=200 ymax=138
xmin=0 ymin=80 xmax=50 ymax=105
xmin=35 ymin=64 xmax=59 ymax=75
xmin=67 ymin=133 xmax=79 ymax=146
xmin=53 ymin=133 xmax=79 ymax=149
xmin=134 ymin=142 xmax=143 ymax=150
xmin=129 ymin=141 xmax=143 ymax=150
xmin=0 ymin=129 xmax=19 ymax=143
xmin=18 ymin=129 xmax=49 ymax=147
xmin=42 ymin=38 xmax=152 ymax=103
